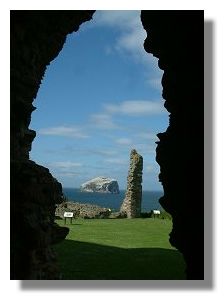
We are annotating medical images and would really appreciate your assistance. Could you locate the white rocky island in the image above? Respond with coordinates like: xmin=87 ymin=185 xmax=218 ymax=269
xmin=80 ymin=176 xmax=120 ymax=194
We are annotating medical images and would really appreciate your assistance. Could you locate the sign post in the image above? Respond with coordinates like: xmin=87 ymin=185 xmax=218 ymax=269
xmin=151 ymin=210 xmax=161 ymax=218
xmin=63 ymin=212 xmax=74 ymax=224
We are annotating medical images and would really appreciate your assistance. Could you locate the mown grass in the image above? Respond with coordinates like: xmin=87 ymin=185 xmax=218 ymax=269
xmin=54 ymin=218 xmax=186 ymax=280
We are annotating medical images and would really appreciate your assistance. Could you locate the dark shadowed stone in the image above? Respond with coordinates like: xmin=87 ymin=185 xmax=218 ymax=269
xmin=11 ymin=10 xmax=95 ymax=280
xmin=11 ymin=10 xmax=204 ymax=280
xmin=141 ymin=11 xmax=204 ymax=279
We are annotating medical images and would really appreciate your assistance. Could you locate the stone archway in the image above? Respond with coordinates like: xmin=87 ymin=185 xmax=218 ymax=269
xmin=11 ymin=10 xmax=204 ymax=279
xmin=141 ymin=11 xmax=204 ymax=279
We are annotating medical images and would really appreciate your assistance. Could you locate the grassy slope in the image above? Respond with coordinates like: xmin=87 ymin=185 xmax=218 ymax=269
xmin=54 ymin=218 xmax=186 ymax=280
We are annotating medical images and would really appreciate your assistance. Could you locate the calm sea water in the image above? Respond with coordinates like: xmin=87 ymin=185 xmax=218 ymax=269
xmin=63 ymin=188 xmax=163 ymax=212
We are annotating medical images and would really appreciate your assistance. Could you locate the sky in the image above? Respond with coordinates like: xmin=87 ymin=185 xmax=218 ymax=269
xmin=3 ymin=1 xmax=224 ymax=298
xmin=30 ymin=10 xmax=168 ymax=190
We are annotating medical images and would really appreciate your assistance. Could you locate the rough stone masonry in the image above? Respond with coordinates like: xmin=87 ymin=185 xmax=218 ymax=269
xmin=120 ymin=149 xmax=143 ymax=218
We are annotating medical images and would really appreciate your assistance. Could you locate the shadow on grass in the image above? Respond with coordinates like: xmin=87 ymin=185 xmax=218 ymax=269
xmin=63 ymin=224 xmax=83 ymax=226
xmin=54 ymin=239 xmax=186 ymax=280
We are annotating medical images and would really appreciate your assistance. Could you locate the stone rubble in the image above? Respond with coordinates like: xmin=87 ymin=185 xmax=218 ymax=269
xmin=56 ymin=201 xmax=111 ymax=219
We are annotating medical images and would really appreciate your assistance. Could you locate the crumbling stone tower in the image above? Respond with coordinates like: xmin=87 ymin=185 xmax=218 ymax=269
xmin=120 ymin=149 xmax=143 ymax=218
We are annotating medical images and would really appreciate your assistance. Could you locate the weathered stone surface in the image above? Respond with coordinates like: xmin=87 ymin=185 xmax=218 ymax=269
xmin=11 ymin=10 xmax=204 ymax=280
xmin=11 ymin=160 xmax=69 ymax=279
xmin=11 ymin=10 xmax=95 ymax=279
xmin=141 ymin=11 xmax=204 ymax=279
xmin=56 ymin=201 xmax=111 ymax=219
xmin=80 ymin=176 xmax=119 ymax=194
xmin=120 ymin=149 xmax=143 ymax=218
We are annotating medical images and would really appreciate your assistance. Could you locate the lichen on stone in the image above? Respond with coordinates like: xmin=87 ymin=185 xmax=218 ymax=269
xmin=120 ymin=149 xmax=143 ymax=218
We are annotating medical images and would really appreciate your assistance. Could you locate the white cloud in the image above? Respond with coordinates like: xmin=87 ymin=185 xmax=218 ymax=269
xmin=56 ymin=172 xmax=80 ymax=178
xmin=92 ymin=149 xmax=118 ymax=157
xmin=49 ymin=161 xmax=83 ymax=170
xmin=115 ymin=23 xmax=150 ymax=63
xmin=61 ymin=146 xmax=118 ymax=158
xmin=104 ymin=158 xmax=127 ymax=165
xmin=146 ymin=77 xmax=163 ymax=91
xmin=90 ymin=113 xmax=119 ymax=129
xmin=145 ymin=165 xmax=159 ymax=174
xmin=39 ymin=126 xmax=89 ymax=138
xmin=92 ymin=10 xmax=163 ymax=92
xmin=115 ymin=137 xmax=132 ymax=145
xmin=94 ymin=10 xmax=139 ymax=29
xmin=145 ymin=165 xmax=155 ymax=174
xmin=105 ymin=100 xmax=165 ymax=116
xmin=93 ymin=10 xmax=155 ymax=65
xmin=135 ymin=143 xmax=155 ymax=153
xmin=135 ymin=132 xmax=157 ymax=140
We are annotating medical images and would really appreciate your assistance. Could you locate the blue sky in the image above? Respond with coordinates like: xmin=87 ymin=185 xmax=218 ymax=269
xmin=30 ymin=10 xmax=168 ymax=190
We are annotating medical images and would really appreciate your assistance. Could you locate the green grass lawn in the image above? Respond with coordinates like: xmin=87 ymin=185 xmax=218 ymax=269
xmin=54 ymin=218 xmax=186 ymax=280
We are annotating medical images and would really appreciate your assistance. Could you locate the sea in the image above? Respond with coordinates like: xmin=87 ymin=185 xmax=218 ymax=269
xmin=63 ymin=188 xmax=163 ymax=212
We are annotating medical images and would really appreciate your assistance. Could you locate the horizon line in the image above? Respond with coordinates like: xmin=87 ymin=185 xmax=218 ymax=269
xmin=62 ymin=187 xmax=163 ymax=192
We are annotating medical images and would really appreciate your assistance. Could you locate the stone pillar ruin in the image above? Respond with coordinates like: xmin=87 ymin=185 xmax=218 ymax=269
xmin=120 ymin=149 xmax=143 ymax=218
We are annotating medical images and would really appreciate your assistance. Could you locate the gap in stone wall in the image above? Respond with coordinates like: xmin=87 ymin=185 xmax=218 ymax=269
xmin=11 ymin=10 xmax=204 ymax=280
xmin=30 ymin=10 xmax=168 ymax=198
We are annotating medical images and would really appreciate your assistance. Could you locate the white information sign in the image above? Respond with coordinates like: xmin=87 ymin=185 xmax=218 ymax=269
xmin=64 ymin=212 xmax=74 ymax=218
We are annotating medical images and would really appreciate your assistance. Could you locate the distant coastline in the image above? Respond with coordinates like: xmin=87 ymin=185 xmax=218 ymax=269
xmin=63 ymin=187 xmax=163 ymax=192
xmin=63 ymin=188 xmax=163 ymax=212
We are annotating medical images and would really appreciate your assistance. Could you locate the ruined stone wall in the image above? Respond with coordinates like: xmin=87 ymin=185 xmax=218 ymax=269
xmin=11 ymin=10 xmax=204 ymax=280
xmin=120 ymin=149 xmax=143 ymax=218
xmin=11 ymin=10 xmax=95 ymax=279
xmin=141 ymin=11 xmax=204 ymax=279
